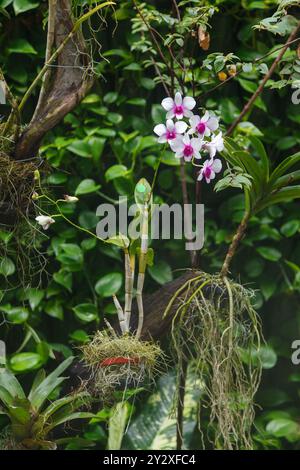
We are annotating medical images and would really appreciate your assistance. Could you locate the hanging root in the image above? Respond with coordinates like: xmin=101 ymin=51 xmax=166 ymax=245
xmin=81 ymin=331 xmax=164 ymax=403
xmin=167 ymin=272 xmax=262 ymax=450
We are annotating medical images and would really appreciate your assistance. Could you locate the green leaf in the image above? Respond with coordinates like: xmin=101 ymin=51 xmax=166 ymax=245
xmin=257 ymin=246 xmax=282 ymax=262
xmin=0 ymin=257 xmax=15 ymax=276
xmin=67 ymin=140 xmax=91 ymax=158
xmin=103 ymin=91 xmax=118 ymax=104
xmin=95 ymin=273 xmax=123 ymax=297
xmin=249 ymin=136 xmax=269 ymax=179
xmin=266 ymin=419 xmax=299 ymax=438
xmin=75 ymin=179 xmax=101 ymax=196
xmin=106 ymin=234 xmax=130 ymax=249
xmin=13 ymin=0 xmax=38 ymax=15
xmin=0 ymin=369 xmax=25 ymax=399
xmin=161 ymin=151 xmax=180 ymax=166
xmin=69 ymin=330 xmax=90 ymax=343
xmin=134 ymin=178 xmax=152 ymax=206
xmin=269 ymin=151 xmax=300 ymax=184
xmin=1 ymin=306 xmax=29 ymax=324
xmin=53 ymin=270 xmax=72 ymax=292
xmin=105 ymin=165 xmax=128 ymax=182
xmin=45 ymin=300 xmax=64 ymax=320
xmin=72 ymin=303 xmax=98 ymax=323
xmin=281 ymin=220 xmax=300 ymax=237
xmin=29 ymin=357 xmax=74 ymax=411
xmin=108 ymin=402 xmax=129 ymax=450
xmin=26 ymin=289 xmax=44 ymax=310
xmin=124 ymin=370 xmax=201 ymax=450
xmin=10 ymin=352 xmax=43 ymax=372
xmin=127 ymin=98 xmax=146 ymax=106
xmin=7 ymin=38 xmax=37 ymax=54
xmin=148 ymin=260 xmax=173 ymax=285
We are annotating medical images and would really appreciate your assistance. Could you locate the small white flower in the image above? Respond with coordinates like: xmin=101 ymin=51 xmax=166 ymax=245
xmin=64 ymin=195 xmax=79 ymax=203
xmin=198 ymin=159 xmax=222 ymax=183
xmin=161 ymin=92 xmax=196 ymax=120
xmin=153 ymin=119 xmax=188 ymax=144
xmin=35 ymin=215 xmax=55 ymax=230
xmin=204 ymin=132 xmax=224 ymax=158
xmin=189 ymin=111 xmax=219 ymax=137
xmin=170 ymin=134 xmax=202 ymax=162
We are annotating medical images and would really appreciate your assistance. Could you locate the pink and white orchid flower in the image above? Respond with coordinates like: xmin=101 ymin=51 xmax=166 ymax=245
xmin=198 ymin=159 xmax=222 ymax=183
xmin=204 ymin=132 xmax=224 ymax=158
xmin=161 ymin=92 xmax=196 ymax=120
xmin=154 ymin=119 xmax=188 ymax=144
xmin=170 ymin=134 xmax=202 ymax=162
xmin=189 ymin=111 xmax=219 ymax=137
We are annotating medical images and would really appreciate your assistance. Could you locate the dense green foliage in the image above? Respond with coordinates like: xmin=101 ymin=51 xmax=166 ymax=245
xmin=0 ymin=0 xmax=300 ymax=450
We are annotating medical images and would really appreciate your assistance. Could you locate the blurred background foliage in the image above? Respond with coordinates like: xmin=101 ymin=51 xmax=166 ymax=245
xmin=0 ymin=0 xmax=300 ymax=449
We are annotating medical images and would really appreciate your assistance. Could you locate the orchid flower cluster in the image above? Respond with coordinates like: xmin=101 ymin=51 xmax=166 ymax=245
xmin=154 ymin=92 xmax=224 ymax=183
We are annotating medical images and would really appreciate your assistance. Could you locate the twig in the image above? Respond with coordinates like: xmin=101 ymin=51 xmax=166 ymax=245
xmin=113 ymin=295 xmax=128 ymax=334
xmin=0 ymin=69 xmax=20 ymax=138
xmin=176 ymin=356 xmax=188 ymax=450
xmin=200 ymin=36 xmax=300 ymax=100
xmin=124 ymin=251 xmax=135 ymax=328
xmin=180 ymin=160 xmax=197 ymax=267
xmin=172 ymin=0 xmax=181 ymax=22
xmin=133 ymin=0 xmax=183 ymax=91
xmin=18 ymin=1 xmax=115 ymax=112
xmin=31 ymin=0 xmax=57 ymax=122
xmin=136 ymin=203 xmax=149 ymax=339
xmin=226 ymin=22 xmax=300 ymax=136
xmin=221 ymin=211 xmax=250 ymax=277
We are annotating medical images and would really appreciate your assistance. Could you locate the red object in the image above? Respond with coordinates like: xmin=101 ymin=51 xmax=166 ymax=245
xmin=100 ymin=356 xmax=141 ymax=367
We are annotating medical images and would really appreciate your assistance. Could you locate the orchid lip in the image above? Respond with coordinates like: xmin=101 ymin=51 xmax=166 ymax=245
xmin=197 ymin=122 xmax=206 ymax=134
xmin=183 ymin=145 xmax=194 ymax=157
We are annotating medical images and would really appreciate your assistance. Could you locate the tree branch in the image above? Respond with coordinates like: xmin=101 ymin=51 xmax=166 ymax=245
xmin=227 ymin=22 xmax=300 ymax=136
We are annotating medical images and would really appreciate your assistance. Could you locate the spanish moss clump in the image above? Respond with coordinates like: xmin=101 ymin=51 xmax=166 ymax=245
xmin=166 ymin=272 xmax=262 ymax=450
xmin=81 ymin=331 xmax=163 ymax=403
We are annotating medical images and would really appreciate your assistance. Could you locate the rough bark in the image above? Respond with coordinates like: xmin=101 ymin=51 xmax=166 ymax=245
xmin=14 ymin=0 xmax=94 ymax=159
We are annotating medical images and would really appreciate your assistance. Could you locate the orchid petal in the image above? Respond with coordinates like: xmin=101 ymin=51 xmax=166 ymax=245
xmin=154 ymin=124 xmax=167 ymax=136
xmin=161 ymin=97 xmax=174 ymax=111
xmin=174 ymin=92 xmax=182 ymax=105
xmin=175 ymin=121 xmax=188 ymax=134
xmin=166 ymin=119 xmax=175 ymax=131
xmin=183 ymin=96 xmax=196 ymax=110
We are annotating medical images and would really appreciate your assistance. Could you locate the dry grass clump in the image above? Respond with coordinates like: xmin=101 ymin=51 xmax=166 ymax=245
xmin=81 ymin=331 xmax=163 ymax=402
xmin=166 ymin=272 xmax=262 ymax=450
xmin=0 ymin=151 xmax=38 ymax=224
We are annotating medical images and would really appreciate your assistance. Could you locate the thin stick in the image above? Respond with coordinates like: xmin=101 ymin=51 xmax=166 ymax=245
xmin=136 ymin=204 xmax=149 ymax=339
xmin=31 ymin=0 xmax=57 ymax=122
xmin=133 ymin=0 xmax=183 ymax=90
xmin=227 ymin=22 xmax=300 ymax=136
xmin=124 ymin=251 xmax=135 ymax=329
xmin=113 ymin=295 xmax=128 ymax=334
xmin=18 ymin=1 xmax=115 ymax=112
xmin=180 ymin=160 xmax=197 ymax=267
xmin=176 ymin=356 xmax=188 ymax=450
xmin=221 ymin=211 xmax=250 ymax=277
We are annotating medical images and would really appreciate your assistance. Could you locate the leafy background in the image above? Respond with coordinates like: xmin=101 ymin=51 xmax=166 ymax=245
xmin=0 ymin=0 xmax=300 ymax=449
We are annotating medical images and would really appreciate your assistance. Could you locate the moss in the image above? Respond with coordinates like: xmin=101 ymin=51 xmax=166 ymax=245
xmin=81 ymin=331 xmax=164 ymax=402
xmin=166 ymin=272 xmax=262 ymax=450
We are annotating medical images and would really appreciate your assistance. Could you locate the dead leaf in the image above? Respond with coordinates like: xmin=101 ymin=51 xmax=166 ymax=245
xmin=198 ymin=26 xmax=210 ymax=51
